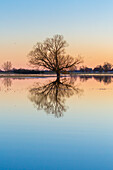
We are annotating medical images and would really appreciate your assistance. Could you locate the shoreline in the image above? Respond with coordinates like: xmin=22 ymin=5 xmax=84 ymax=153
xmin=0 ymin=73 xmax=113 ymax=78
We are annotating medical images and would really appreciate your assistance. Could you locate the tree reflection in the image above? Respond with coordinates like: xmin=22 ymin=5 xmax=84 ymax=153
xmin=93 ymin=76 xmax=112 ymax=85
xmin=79 ymin=75 xmax=113 ymax=85
xmin=79 ymin=75 xmax=92 ymax=82
xmin=29 ymin=78 xmax=83 ymax=117
xmin=2 ymin=78 xmax=12 ymax=91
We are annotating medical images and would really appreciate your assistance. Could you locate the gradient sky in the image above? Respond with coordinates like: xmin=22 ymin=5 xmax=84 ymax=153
xmin=0 ymin=0 xmax=113 ymax=69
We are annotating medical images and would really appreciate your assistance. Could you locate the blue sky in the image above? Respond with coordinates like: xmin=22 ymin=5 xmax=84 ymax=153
xmin=0 ymin=0 xmax=113 ymax=68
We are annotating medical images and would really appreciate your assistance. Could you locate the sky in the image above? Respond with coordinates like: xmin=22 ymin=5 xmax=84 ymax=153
xmin=0 ymin=0 xmax=113 ymax=69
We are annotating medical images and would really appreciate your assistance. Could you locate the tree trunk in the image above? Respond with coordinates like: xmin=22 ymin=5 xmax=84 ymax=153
xmin=56 ymin=71 xmax=60 ymax=81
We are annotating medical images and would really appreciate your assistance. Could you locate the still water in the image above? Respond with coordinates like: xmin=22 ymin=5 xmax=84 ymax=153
xmin=0 ymin=75 xmax=113 ymax=170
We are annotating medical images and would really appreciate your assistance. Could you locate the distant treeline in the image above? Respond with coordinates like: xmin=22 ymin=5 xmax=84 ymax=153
xmin=79 ymin=62 xmax=113 ymax=73
xmin=0 ymin=62 xmax=113 ymax=74
xmin=0 ymin=69 xmax=54 ymax=74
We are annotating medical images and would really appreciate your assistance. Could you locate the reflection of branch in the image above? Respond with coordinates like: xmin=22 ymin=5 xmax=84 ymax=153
xmin=29 ymin=78 xmax=83 ymax=118
xmin=2 ymin=78 xmax=12 ymax=90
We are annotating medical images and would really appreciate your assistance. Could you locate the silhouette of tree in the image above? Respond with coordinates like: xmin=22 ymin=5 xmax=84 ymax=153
xmin=80 ymin=66 xmax=92 ymax=73
xmin=2 ymin=61 xmax=12 ymax=71
xmin=29 ymin=78 xmax=83 ymax=117
xmin=28 ymin=35 xmax=82 ymax=79
xmin=93 ymin=65 xmax=103 ymax=72
xmin=103 ymin=62 xmax=112 ymax=72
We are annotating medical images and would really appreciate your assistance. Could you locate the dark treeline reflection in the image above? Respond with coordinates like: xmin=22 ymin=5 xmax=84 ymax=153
xmin=29 ymin=78 xmax=83 ymax=117
xmin=93 ymin=76 xmax=112 ymax=84
xmin=79 ymin=75 xmax=113 ymax=85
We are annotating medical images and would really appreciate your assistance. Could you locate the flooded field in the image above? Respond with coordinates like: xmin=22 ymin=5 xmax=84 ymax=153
xmin=0 ymin=76 xmax=113 ymax=169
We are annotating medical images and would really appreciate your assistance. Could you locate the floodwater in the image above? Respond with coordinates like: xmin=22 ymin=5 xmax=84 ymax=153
xmin=0 ymin=75 xmax=113 ymax=170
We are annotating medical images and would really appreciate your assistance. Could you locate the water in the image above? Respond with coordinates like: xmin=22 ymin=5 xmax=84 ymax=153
xmin=0 ymin=76 xmax=113 ymax=170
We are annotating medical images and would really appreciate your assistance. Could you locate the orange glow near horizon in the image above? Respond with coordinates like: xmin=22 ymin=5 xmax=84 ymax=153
xmin=0 ymin=39 xmax=113 ymax=69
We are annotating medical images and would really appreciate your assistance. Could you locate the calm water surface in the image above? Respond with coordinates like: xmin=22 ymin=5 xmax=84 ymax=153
xmin=0 ymin=76 xmax=113 ymax=170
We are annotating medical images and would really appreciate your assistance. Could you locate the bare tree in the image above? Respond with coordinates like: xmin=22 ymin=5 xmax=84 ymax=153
xmin=28 ymin=35 xmax=83 ymax=78
xmin=2 ymin=61 xmax=12 ymax=71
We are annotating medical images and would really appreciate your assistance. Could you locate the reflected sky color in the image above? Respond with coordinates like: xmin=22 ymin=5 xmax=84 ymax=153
xmin=0 ymin=77 xmax=113 ymax=169
xmin=0 ymin=0 xmax=113 ymax=68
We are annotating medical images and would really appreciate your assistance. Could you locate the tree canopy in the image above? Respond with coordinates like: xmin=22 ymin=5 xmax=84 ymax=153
xmin=28 ymin=35 xmax=82 ymax=77
xmin=2 ymin=61 xmax=12 ymax=71
xmin=103 ymin=62 xmax=112 ymax=72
